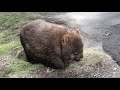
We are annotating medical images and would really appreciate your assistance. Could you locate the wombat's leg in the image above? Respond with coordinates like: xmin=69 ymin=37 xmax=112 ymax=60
xmin=23 ymin=49 xmax=37 ymax=64
xmin=61 ymin=55 xmax=70 ymax=68
xmin=48 ymin=54 xmax=65 ymax=69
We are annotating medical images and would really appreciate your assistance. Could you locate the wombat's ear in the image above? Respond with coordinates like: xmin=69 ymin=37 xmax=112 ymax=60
xmin=76 ymin=29 xmax=81 ymax=34
xmin=62 ymin=36 xmax=69 ymax=45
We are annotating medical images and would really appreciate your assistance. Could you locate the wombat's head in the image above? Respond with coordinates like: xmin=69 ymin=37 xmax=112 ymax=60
xmin=61 ymin=29 xmax=84 ymax=61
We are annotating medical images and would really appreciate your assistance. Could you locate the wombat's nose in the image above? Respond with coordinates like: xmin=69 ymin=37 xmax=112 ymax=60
xmin=74 ymin=54 xmax=83 ymax=61
xmin=74 ymin=57 xmax=80 ymax=61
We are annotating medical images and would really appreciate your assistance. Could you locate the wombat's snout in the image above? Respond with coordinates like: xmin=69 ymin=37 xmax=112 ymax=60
xmin=74 ymin=53 xmax=83 ymax=61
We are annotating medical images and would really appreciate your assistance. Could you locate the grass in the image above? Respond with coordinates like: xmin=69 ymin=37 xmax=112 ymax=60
xmin=0 ymin=40 xmax=20 ymax=55
xmin=0 ymin=12 xmax=42 ymax=44
xmin=6 ymin=58 xmax=44 ymax=78
xmin=0 ymin=12 xmax=44 ymax=78
xmin=0 ymin=47 xmax=111 ymax=78
xmin=81 ymin=48 xmax=105 ymax=66
xmin=0 ymin=55 xmax=45 ymax=78
xmin=0 ymin=33 xmax=5 ymax=38
xmin=69 ymin=48 xmax=109 ymax=71
xmin=0 ymin=12 xmax=42 ymax=54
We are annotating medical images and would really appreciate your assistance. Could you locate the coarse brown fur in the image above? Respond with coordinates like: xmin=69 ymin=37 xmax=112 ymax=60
xmin=20 ymin=19 xmax=84 ymax=69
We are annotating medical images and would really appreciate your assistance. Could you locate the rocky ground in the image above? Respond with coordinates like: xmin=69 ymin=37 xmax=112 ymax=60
xmin=0 ymin=12 xmax=120 ymax=78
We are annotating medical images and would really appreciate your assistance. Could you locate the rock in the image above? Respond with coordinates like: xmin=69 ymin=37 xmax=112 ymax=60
xmin=102 ymin=35 xmax=120 ymax=66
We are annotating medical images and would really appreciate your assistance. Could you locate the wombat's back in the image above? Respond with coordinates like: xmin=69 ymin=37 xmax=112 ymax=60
xmin=20 ymin=19 xmax=68 ymax=58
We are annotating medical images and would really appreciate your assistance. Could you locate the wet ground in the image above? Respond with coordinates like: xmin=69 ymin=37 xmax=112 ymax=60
xmin=43 ymin=12 xmax=120 ymax=66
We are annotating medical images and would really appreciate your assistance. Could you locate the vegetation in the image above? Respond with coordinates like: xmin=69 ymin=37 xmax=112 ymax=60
xmin=0 ymin=12 xmax=43 ymax=78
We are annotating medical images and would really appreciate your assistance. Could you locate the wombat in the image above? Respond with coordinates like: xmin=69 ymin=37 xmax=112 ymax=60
xmin=20 ymin=19 xmax=84 ymax=69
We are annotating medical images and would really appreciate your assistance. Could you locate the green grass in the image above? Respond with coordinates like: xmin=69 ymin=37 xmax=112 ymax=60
xmin=0 ymin=12 xmax=43 ymax=54
xmin=0 ymin=40 xmax=20 ymax=55
xmin=0 ymin=55 xmax=44 ymax=78
xmin=0 ymin=33 xmax=5 ymax=38
xmin=0 ymin=12 xmax=42 ymax=44
xmin=6 ymin=58 xmax=44 ymax=78
xmin=0 ymin=12 xmax=45 ymax=78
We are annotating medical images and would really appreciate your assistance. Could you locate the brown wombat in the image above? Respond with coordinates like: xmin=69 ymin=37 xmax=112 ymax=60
xmin=20 ymin=19 xmax=83 ymax=69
